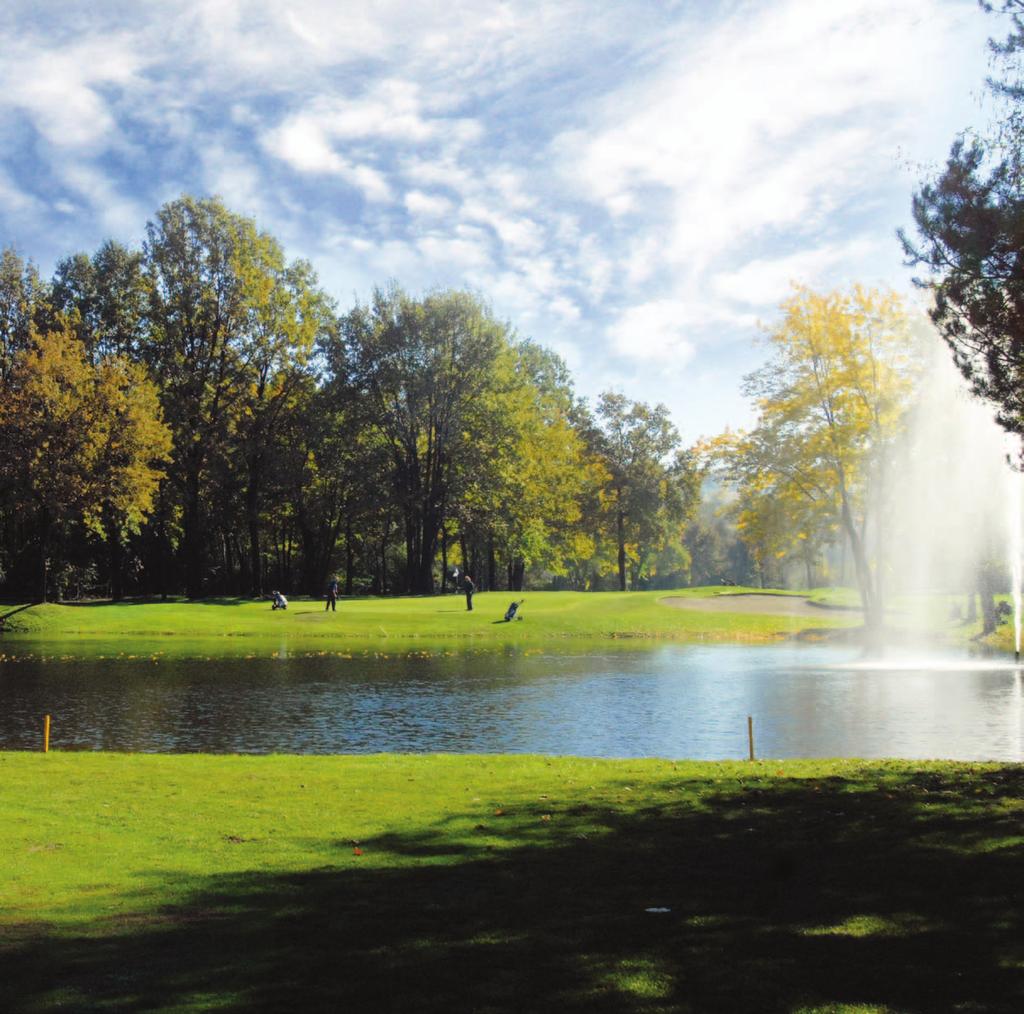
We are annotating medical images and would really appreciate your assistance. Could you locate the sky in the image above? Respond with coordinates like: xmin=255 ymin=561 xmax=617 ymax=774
xmin=0 ymin=0 xmax=999 ymax=441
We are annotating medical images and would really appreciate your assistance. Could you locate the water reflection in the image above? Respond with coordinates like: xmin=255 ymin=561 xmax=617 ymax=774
xmin=0 ymin=644 xmax=1020 ymax=760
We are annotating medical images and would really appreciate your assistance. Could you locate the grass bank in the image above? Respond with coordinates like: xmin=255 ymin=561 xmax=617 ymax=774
xmin=1 ymin=752 xmax=1020 ymax=1012
xmin=0 ymin=588 xmax=858 ymax=657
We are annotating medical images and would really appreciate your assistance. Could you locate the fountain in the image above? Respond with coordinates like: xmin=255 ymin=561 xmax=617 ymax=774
xmin=877 ymin=335 xmax=1023 ymax=661
xmin=1009 ymin=445 xmax=1022 ymax=664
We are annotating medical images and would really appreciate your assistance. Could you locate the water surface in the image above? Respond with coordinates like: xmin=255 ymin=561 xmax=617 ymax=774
xmin=1 ymin=644 xmax=1020 ymax=760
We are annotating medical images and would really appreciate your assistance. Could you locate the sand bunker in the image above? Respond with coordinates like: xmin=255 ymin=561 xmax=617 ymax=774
xmin=661 ymin=594 xmax=859 ymax=617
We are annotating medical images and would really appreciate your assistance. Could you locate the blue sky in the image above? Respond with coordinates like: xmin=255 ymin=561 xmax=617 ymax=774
xmin=0 ymin=0 xmax=997 ymax=439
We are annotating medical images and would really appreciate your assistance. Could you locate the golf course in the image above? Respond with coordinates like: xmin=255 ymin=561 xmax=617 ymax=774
xmin=2 ymin=591 xmax=1021 ymax=1011
xmin=2 ymin=586 xmax=1010 ymax=653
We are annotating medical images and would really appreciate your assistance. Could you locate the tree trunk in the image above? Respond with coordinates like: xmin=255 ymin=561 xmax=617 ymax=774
xmin=37 ymin=510 xmax=50 ymax=603
xmin=109 ymin=529 xmax=124 ymax=602
xmin=404 ymin=511 xmax=416 ymax=594
xmin=246 ymin=454 xmax=263 ymax=598
xmin=415 ymin=527 xmax=437 ymax=594
xmin=183 ymin=471 xmax=204 ymax=599
xmin=103 ymin=503 xmax=125 ymax=602
xmin=344 ymin=518 xmax=355 ymax=597
xmin=617 ymin=508 xmax=627 ymax=592
xmin=839 ymin=489 xmax=882 ymax=632
xmin=158 ymin=513 xmax=169 ymax=602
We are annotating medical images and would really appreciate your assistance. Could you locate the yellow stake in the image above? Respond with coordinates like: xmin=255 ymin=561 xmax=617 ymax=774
xmin=43 ymin=714 xmax=50 ymax=753
xmin=747 ymin=715 xmax=754 ymax=761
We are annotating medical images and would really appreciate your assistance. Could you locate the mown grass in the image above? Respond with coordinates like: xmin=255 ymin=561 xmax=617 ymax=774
xmin=3 ymin=585 xmax=1012 ymax=661
xmin=0 ymin=588 xmax=858 ymax=658
xmin=1 ymin=753 xmax=1020 ymax=1012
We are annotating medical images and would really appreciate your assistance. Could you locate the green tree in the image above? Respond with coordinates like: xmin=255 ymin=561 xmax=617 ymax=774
xmin=336 ymin=286 xmax=511 ymax=594
xmin=51 ymin=240 xmax=148 ymax=361
xmin=0 ymin=248 xmax=48 ymax=383
xmin=279 ymin=383 xmax=393 ymax=596
xmin=460 ymin=340 xmax=588 ymax=590
xmin=235 ymin=258 xmax=335 ymax=595
xmin=142 ymin=195 xmax=286 ymax=598
xmin=592 ymin=393 xmax=693 ymax=591
xmin=684 ymin=484 xmax=756 ymax=588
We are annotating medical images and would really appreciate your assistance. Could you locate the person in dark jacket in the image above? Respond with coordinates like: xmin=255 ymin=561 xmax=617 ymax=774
xmin=463 ymin=574 xmax=475 ymax=611
xmin=325 ymin=577 xmax=339 ymax=612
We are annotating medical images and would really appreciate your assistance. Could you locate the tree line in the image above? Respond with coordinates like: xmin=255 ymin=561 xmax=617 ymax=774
xmin=10 ymin=0 xmax=1015 ymax=618
xmin=0 ymin=196 xmax=702 ymax=602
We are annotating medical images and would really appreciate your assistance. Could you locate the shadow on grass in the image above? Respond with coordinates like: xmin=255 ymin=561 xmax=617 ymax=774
xmin=53 ymin=597 xmax=254 ymax=608
xmin=0 ymin=604 xmax=35 ymax=628
xmin=2 ymin=770 xmax=1021 ymax=1012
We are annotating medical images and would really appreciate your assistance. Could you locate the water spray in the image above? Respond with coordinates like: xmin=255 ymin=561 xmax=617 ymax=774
xmin=1010 ymin=436 xmax=1023 ymax=665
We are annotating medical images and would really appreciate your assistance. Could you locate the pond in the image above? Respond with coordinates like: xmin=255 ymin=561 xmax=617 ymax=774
xmin=0 ymin=643 xmax=1021 ymax=760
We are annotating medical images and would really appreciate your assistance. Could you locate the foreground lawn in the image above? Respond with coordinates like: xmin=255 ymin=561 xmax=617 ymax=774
xmin=0 ymin=588 xmax=859 ymax=657
xmin=1 ymin=753 xmax=1021 ymax=1012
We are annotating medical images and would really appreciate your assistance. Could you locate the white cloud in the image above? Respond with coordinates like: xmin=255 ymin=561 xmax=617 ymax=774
xmin=0 ymin=35 xmax=143 ymax=150
xmin=559 ymin=0 xmax=978 ymax=276
xmin=417 ymin=232 xmax=493 ymax=272
xmin=262 ymin=116 xmax=392 ymax=202
xmin=404 ymin=190 xmax=455 ymax=219
xmin=550 ymin=296 xmax=581 ymax=323
xmin=712 ymin=237 xmax=884 ymax=308
xmin=0 ymin=170 xmax=41 ymax=214
xmin=265 ymin=117 xmax=344 ymax=174
xmin=461 ymin=200 xmax=544 ymax=254
xmin=57 ymin=163 xmax=146 ymax=236
xmin=608 ymin=300 xmax=698 ymax=364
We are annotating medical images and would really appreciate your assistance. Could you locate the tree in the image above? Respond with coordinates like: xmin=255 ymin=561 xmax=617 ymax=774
xmin=0 ymin=325 xmax=170 ymax=601
xmin=51 ymin=239 xmax=149 ymax=362
xmin=684 ymin=484 xmax=756 ymax=588
xmin=50 ymin=240 xmax=155 ymax=596
xmin=142 ymin=195 xmax=286 ymax=598
xmin=234 ymin=258 xmax=334 ymax=596
xmin=0 ymin=248 xmax=48 ymax=383
xmin=900 ymin=0 xmax=1024 ymax=437
xmin=717 ymin=286 xmax=916 ymax=628
xmin=51 ymin=240 xmax=149 ymax=361
xmin=336 ymin=286 xmax=511 ymax=594
xmin=281 ymin=384 xmax=393 ymax=596
xmin=459 ymin=340 xmax=589 ymax=591
xmin=592 ymin=393 xmax=693 ymax=591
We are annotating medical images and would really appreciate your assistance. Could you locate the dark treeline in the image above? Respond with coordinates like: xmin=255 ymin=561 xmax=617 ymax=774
xmin=0 ymin=196 xmax=712 ymax=602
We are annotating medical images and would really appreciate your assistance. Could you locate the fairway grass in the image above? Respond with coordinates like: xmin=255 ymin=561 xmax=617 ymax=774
xmin=1 ymin=753 xmax=1021 ymax=1012
xmin=0 ymin=588 xmax=866 ymax=659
